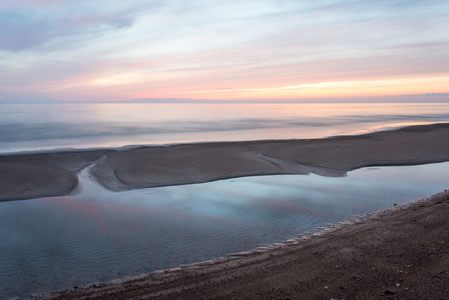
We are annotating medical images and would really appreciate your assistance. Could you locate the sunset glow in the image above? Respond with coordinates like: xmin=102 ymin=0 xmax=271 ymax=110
xmin=1 ymin=0 xmax=448 ymax=103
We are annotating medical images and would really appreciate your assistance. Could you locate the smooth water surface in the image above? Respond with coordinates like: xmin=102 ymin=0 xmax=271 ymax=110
xmin=1 ymin=102 xmax=449 ymax=153
xmin=1 ymin=162 xmax=449 ymax=298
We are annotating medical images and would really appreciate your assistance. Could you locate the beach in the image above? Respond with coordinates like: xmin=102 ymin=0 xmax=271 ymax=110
xmin=2 ymin=123 xmax=449 ymax=201
xmin=3 ymin=0 xmax=449 ymax=297
xmin=1 ymin=123 xmax=449 ymax=299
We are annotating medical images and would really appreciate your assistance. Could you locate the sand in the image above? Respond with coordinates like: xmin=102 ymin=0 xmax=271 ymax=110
xmin=1 ymin=123 xmax=449 ymax=299
xmin=2 ymin=123 xmax=449 ymax=201
xmin=38 ymin=190 xmax=449 ymax=299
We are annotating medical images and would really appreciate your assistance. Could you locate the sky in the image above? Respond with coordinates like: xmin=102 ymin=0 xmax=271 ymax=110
xmin=1 ymin=0 xmax=449 ymax=103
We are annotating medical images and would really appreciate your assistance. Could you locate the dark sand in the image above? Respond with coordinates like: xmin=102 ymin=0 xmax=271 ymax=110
xmin=2 ymin=123 xmax=449 ymax=201
xmin=38 ymin=190 xmax=449 ymax=299
xmin=1 ymin=123 xmax=449 ymax=299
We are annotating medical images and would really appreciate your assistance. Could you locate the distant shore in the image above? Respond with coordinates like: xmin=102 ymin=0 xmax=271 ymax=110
xmin=2 ymin=122 xmax=449 ymax=201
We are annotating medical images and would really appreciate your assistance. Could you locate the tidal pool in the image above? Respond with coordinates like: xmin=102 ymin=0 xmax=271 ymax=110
xmin=1 ymin=162 xmax=448 ymax=298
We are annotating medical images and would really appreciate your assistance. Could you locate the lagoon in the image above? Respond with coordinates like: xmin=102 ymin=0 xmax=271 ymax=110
xmin=1 ymin=162 xmax=448 ymax=298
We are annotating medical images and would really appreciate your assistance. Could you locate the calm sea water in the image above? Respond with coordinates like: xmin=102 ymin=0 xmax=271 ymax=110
xmin=1 ymin=102 xmax=449 ymax=153
xmin=1 ymin=102 xmax=449 ymax=298
xmin=1 ymin=162 xmax=448 ymax=298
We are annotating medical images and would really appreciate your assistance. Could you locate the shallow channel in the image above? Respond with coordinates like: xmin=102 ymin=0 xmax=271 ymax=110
xmin=1 ymin=162 xmax=448 ymax=298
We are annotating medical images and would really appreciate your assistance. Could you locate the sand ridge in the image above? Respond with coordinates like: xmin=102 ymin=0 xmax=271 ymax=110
xmin=2 ymin=122 xmax=449 ymax=299
xmin=2 ymin=123 xmax=449 ymax=201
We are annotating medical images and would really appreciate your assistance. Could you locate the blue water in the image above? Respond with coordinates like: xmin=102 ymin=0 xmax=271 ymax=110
xmin=1 ymin=102 xmax=449 ymax=153
xmin=1 ymin=162 xmax=449 ymax=298
xmin=1 ymin=102 xmax=449 ymax=298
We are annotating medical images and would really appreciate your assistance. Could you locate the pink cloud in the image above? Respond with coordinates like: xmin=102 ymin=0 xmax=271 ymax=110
xmin=15 ymin=0 xmax=57 ymax=4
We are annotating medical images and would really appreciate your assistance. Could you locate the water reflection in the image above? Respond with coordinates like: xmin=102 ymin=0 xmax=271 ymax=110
xmin=1 ymin=103 xmax=449 ymax=153
xmin=0 ymin=162 xmax=449 ymax=298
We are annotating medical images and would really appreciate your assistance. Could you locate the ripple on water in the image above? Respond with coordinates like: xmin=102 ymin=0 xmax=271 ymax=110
xmin=1 ymin=162 xmax=449 ymax=299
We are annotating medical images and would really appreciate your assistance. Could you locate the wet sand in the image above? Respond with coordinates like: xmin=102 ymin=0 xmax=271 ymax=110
xmin=2 ymin=123 xmax=449 ymax=201
xmin=2 ymin=123 xmax=449 ymax=299
xmin=38 ymin=190 xmax=449 ymax=299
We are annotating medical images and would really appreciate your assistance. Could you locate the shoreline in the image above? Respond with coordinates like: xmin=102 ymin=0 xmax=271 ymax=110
xmin=1 ymin=120 xmax=446 ymax=157
xmin=2 ymin=122 xmax=449 ymax=201
xmin=2 ymin=122 xmax=449 ymax=298
xmin=37 ymin=189 xmax=449 ymax=299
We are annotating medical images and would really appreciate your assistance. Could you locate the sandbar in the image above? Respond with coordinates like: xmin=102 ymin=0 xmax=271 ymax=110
xmin=2 ymin=123 xmax=449 ymax=299
xmin=1 ymin=123 xmax=449 ymax=201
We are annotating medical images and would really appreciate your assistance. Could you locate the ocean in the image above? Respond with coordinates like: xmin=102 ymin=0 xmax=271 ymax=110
xmin=1 ymin=102 xmax=449 ymax=153
xmin=1 ymin=102 xmax=449 ymax=298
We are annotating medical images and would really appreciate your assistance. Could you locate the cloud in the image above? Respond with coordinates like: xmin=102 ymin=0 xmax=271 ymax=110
xmin=425 ymin=93 xmax=449 ymax=96
xmin=0 ymin=0 xmax=448 ymax=102
xmin=0 ymin=1 xmax=146 ymax=51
